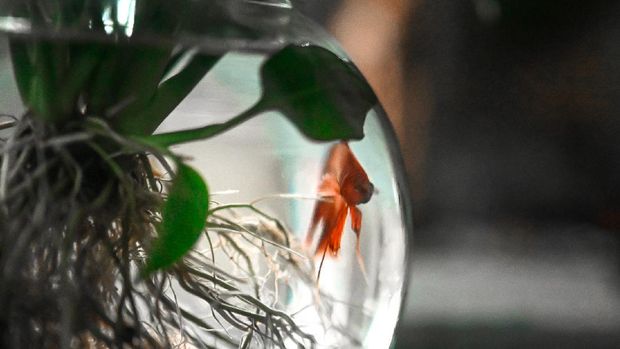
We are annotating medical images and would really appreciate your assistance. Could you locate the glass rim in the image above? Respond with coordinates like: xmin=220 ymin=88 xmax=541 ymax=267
xmin=0 ymin=0 xmax=299 ymax=54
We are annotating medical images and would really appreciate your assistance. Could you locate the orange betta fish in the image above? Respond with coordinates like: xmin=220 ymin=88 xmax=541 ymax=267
xmin=305 ymin=141 xmax=374 ymax=280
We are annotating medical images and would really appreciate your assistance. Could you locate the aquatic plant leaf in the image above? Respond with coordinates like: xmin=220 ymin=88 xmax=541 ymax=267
xmin=9 ymin=40 xmax=58 ymax=121
xmin=58 ymin=44 xmax=102 ymax=114
xmin=260 ymin=44 xmax=377 ymax=141
xmin=9 ymin=35 xmax=220 ymax=134
xmin=142 ymin=44 xmax=377 ymax=147
xmin=8 ymin=40 xmax=34 ymax=108
xmin=145 ymin=162 xmax=209 ymax=273
xmin=86 ymin=45 xmax=172 ymax=116
xmin=114 ymin=53 xmax=221 ymax=136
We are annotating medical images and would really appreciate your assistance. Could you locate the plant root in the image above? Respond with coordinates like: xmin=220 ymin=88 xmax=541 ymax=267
xmin=0 ymin=115 xmax=319 ymax=348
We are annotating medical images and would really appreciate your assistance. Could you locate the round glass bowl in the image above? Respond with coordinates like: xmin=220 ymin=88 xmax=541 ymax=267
xmin=160 ymin=57 xmax=410 ymax=348
xmin=0 ymin=1 xmax=411 ymax=348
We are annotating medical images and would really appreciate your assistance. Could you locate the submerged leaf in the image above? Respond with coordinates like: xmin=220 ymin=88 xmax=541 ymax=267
xmin=114 ymin=53 xmax=221 ymax=136
xmin=86 ymin=45 xmax=172 ymax=116
xmin=9 ymin=40 xmax=59 ymax=121
xmin=8 ymin=40 xmax=34 ymax=108
xmin=144 ymin=44 xmax=377 ymax=146
xmin=145 ymin=162 xmax=209 ymax=274
xmin=260 ymin=44 xmax=377 ymax=141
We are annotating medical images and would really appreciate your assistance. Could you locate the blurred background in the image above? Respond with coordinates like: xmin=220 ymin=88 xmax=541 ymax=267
xmin=300 ymin=0 xmax=620 ymax=347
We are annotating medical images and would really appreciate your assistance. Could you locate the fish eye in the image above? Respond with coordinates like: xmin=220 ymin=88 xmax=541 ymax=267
xmin=356 ymin=182 xmax=374 ymax=204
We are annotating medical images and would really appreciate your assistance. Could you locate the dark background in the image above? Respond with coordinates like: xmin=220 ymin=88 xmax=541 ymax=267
xmin=301 ymin=0 xmax=620 ymax=347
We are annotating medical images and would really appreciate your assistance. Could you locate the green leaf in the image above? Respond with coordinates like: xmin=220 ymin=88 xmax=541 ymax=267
xmin=58 ymin=44 xmax=103 ymax=115
xmin=143 ymin=44 xmax=377 ymax=147
xmin=9 ymin=40 xmax=59 ymax=121
xmin=260 ymin=44 xmax=377 ymax=141
xmin=116 ymin=46 xmax=173 ymax=107
xmin=10 ymin=39 xmax=113 ymax=123
xmin=144 ymin=162 xmax=209 ymax=274
xmin=86 ymin=45 xmax=172 ymax=116
xmin=113 ymin=53 xmax=221 ymax=136
xmin=9 ymin=40 xmax=35 ymax=108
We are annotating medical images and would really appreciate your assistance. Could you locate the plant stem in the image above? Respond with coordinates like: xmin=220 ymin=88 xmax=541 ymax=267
xmin=142 ymin=101 xmax=266 ymax=147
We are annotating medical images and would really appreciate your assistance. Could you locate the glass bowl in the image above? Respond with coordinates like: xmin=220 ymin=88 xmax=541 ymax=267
xmin=0 ymin=1 xmax=411 ymax=348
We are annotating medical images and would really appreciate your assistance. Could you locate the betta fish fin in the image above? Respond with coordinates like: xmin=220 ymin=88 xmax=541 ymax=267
xmin=350 ymin=206 xmax=368 ymax=284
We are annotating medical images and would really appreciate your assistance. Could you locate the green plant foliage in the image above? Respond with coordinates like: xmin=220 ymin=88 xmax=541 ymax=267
xmin=144 ymin=162 xmax=209 ymax=273
xmin=260 ymin=44 xmax=377 ymax=141
xmin=85 ymin=45 xmax=173 ymax=117
xmin=9 ymin=37 xmax=221 ymax=134
xmin=9 ymin=40 xmax=63 ymax=122
xmin=145 ymin=44 xmax=377 ymax=147
xmin=1 ymin=2 xmax=375 ymax=346
xmin=112 ymin=53 xmax=221 ymax=136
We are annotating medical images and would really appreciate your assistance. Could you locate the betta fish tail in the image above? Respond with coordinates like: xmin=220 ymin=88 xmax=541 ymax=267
xmin=305 ymin=174 xmax=340 ymax=248
xmin=315 ymin=195 xmax=348 ymax=258
xmin=350 ymin=206 xmax=368 ymax=284
xmin=314 ymin=194 xmax=348 ymax=282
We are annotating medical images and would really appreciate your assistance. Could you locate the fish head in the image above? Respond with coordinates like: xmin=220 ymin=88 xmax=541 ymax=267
xmin=342 ymin=175 xmax=374 ymax=205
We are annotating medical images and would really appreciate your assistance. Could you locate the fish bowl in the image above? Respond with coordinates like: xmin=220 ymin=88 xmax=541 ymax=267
xmin=0 ymin=0 xmax=411 ymax=348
